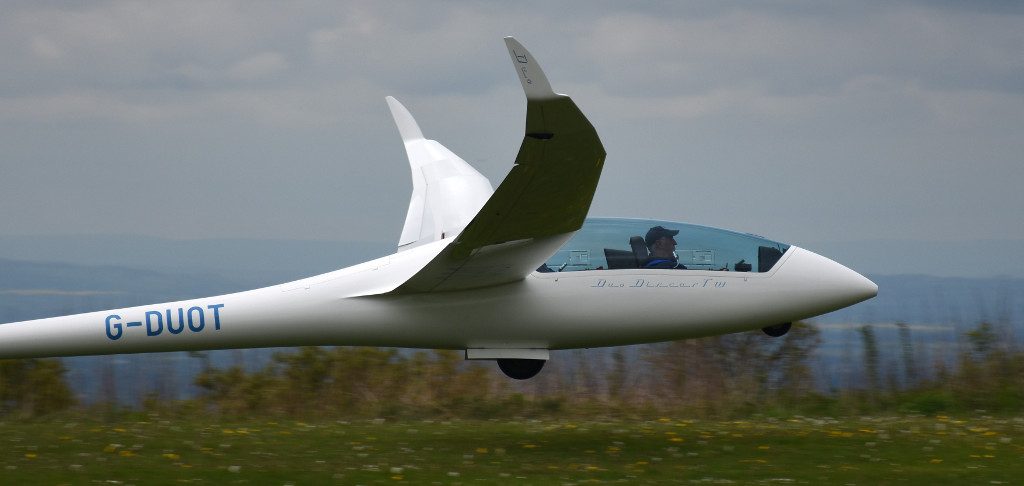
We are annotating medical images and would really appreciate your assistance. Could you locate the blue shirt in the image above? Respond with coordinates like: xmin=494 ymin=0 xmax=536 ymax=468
xmin=645 ymin=258 xmax=687 ymax=269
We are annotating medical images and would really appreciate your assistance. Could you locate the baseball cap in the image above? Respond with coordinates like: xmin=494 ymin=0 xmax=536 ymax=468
xmin=645 ymin=225 xmax=679 ymax=247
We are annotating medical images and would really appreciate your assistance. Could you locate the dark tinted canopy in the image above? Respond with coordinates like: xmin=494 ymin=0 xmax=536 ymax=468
xmin=542 ymin=218 xmax=790 ymax=273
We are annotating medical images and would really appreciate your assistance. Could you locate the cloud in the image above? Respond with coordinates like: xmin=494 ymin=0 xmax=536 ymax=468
xmin=578 ymin=4 xmax=1024 ymax=101
xmin=5 ymin=2 xmax=1019 ymax=122
xmin=0 ymin=0 xmax=1021 ymax=252
xmin=29 ymin=35 xmax=64 ymax=60
xmin=172 ymin=51 xmax=291 ymax=87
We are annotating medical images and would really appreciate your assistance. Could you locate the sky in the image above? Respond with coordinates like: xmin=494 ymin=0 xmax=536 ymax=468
xmin=2 ymin=1 xmax=1022 ymax=258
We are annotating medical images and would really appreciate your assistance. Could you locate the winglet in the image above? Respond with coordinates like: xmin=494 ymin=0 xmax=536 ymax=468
xmin=386 ymin=96 xmax=494 ymax=252
xmin=504 ymin=36 xmax=559 ymax=100
xmin=386 ymin=96 xmax=425 ymax=142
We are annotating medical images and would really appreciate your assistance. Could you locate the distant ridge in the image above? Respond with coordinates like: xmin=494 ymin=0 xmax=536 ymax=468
xmin=819 ymin=274 xmax=1024 ymax=327
xmin=798 ymin=238 xmax=1024 ymax=279
xmin=0 ymin=258 xmax=248 ymax=323
xmin=0 ymin=258 xmax=239 ymax=292
xmin=0 ymin=234 xmax=389 ymax=286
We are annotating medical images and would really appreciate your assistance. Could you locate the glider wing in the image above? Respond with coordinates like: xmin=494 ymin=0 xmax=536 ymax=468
xmin=394 ymin=37 xmax=606 ymax=293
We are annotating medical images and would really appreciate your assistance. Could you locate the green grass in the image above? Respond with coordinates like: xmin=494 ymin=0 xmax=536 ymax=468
xmin=2 ymin=414 xmax=1023 ymax=484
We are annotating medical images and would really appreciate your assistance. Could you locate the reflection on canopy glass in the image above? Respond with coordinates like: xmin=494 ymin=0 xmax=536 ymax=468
xmin=542 ymin=218 xmax=790 ymax=273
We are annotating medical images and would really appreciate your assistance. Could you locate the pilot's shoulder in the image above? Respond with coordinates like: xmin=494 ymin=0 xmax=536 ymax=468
xmin=644 ymin=258 xmax=680 ymax=269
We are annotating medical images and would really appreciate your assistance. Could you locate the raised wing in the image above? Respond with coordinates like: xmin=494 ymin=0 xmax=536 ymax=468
xmin=393 ymin=37 xmax=606 ymax=293
xmin=388 ymin=96 xmax=494 ymax=252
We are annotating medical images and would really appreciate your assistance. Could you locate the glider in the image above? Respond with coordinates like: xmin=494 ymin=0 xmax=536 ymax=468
xmin=0 ymin=38 xmax=876 ymax=379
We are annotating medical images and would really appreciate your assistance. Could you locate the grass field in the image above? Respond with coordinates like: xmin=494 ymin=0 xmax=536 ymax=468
xmin=2 ymin=415 xmax=1022 ymax=484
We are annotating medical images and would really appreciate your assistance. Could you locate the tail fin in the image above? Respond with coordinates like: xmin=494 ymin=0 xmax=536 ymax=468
xmin=386 ymin=96 xmax=494 ymax=252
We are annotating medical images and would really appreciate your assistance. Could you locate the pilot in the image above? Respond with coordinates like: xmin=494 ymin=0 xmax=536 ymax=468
xmin=644 ymin=225 xmax=687 ymax=269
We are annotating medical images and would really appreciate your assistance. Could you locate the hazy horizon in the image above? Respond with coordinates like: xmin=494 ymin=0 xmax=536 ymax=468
xmin=1 ymin=232 xmax=1022 ymax=280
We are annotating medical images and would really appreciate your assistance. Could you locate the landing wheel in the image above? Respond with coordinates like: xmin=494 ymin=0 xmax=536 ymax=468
xmin=497 ymin=359 xmax=546 ymax=380
xmin=762 ymin=322 xmax=792 ymax=337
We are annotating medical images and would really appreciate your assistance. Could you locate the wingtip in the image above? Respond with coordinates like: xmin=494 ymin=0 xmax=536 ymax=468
xmin=504 ymin=37 xmax=558 ymax=100
xmin=385 ymin=96 xmax=425 ymax=142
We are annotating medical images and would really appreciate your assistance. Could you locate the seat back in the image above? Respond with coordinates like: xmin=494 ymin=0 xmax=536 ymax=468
xmin=604 ymin=248 xmax=638 ymax=269
xmin=629 ymin=236 xmax=649 ymax=266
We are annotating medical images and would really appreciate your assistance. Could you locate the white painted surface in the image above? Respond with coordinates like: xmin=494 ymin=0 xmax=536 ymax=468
xmin=0 ymin=244 xmax=875 ymax=358
xmin=504 ymin=37 xmax=559 ymax=100
xmin=388 ymin=96 xmax=493 ymax=251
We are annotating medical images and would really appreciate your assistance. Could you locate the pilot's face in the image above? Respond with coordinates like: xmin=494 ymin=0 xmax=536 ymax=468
xmin=654 ymin=236 xmax=676 ymax=253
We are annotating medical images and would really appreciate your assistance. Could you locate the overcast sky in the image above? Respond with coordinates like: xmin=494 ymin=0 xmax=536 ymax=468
xmin=2 ymin=1 xmax=1022 ymax=252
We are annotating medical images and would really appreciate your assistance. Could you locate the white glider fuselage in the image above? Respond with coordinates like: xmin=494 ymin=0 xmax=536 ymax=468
xmin=0 ymin=238 xmax=875 ymax=359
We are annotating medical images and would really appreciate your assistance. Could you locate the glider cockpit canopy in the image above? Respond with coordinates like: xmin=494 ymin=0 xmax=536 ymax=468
xmin=542 ymin=218 xmax=790 ymax=273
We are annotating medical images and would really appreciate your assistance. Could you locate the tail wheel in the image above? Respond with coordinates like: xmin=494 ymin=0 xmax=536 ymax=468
xmin=762 ymin=322 xmax=792 ymax=337
xmin=497 ymin=359 xmax=545 ymax=380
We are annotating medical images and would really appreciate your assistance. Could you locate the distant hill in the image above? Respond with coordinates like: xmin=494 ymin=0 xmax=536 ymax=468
xmin=0 ymin=257 xmax=286 ymax=404
xmin=798 ymin=239 xmax=1024 ymax=279
xmin=0 ymin=258 xmax=253 ymax=322
xmin=0 ymin=234 xmax=389 ymax=286
xmin=818 ymin=274 xmax=1024 ymax=326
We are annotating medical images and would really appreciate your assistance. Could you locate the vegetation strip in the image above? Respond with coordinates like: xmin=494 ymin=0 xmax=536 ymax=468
xmin=0 ymin=416 xmax=1021 ymax=483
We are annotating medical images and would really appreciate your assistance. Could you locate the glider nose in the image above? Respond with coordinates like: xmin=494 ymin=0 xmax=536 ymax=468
xmin=777 ymin=247 xmax=877 ymax=314
xmin=850 ymin=269 xmax=878 ymax=302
